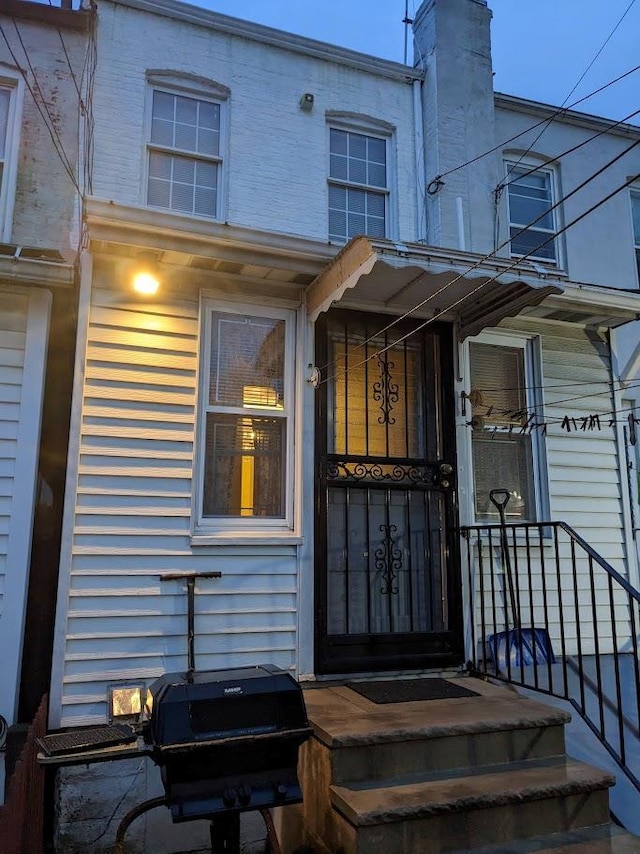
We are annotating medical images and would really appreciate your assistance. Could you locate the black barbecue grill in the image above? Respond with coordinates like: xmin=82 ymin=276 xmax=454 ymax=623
xmin=146 ymin=664 xmax=311 ymax=822
xmin=37 ymin=572 xmax=312 ymax=853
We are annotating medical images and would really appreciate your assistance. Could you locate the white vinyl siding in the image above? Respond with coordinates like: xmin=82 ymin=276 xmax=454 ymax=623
xmin=506 ymin=163 xmax=557 ymax=264
xmin=54 ymin=286 xmax=298 ymax=726
xmin=0 ymin=289 xmax=50 ymax=726
xmin=328 ymin=128 xmax=388 ymax=242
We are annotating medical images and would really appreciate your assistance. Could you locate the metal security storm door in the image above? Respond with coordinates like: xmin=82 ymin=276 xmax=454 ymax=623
xmin=314 ymin=310 xmax=463 ymax=674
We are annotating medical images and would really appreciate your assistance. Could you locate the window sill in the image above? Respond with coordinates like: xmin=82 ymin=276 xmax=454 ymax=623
xmin=191 ymin=531 xmax=303 ymax=547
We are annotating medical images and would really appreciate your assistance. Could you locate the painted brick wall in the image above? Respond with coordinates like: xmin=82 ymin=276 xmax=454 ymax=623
xmin=91 ymin=2 xmax=419 ymax=243
xmin=0 ymin=13 xmax=86 ymax=257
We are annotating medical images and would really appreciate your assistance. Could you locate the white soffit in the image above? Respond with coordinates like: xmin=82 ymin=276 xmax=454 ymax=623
xmin=307 ymin=236 xmax=565 ymax=339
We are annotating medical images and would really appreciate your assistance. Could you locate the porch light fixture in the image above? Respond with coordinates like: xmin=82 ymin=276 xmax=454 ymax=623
xmin=108 ymin=682 xmax=147 ymax=725
xmin=132 ymin=251 xmax=160 ymax=295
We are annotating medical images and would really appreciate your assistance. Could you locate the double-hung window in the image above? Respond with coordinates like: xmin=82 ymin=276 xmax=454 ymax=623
xmin=0 ymin=76 xmax=22 ymax=242
xmin=146 ymin=81 xmax=226 ymax=219
xmin=506 ymin=162 xmax=558 ymax=264
xmin=468 ymin=334 xmax=547 ymax=523
xmin=195 ymin=301 xmax=295 ymax=534
xmin=328 ymin=127 xmax=388 ymax=242
xmin=631 ymin=191 xmax=640 ymax=284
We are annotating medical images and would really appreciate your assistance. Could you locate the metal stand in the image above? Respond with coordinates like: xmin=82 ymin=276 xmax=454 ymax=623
xmin=113 ymin=796 xmax=168 ymax=854
xmin=210 ymin=812 xmax=240 ymax=854
xmin=160 ymin=571 xmax=222 ymax=677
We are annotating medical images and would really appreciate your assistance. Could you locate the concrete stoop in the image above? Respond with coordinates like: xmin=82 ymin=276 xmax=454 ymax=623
xmin=275 ymin=678 xmax=640 ymax=853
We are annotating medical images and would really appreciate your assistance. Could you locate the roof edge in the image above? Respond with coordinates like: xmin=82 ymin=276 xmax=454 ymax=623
xmin=106 ymin=0 xmax=423 ymax=83
xmin=495 ymin=92 xmax=640 ymax=138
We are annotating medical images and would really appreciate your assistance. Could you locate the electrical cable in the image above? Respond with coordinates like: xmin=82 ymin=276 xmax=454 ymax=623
xmin=431 ymin=63 xmax=640 ymax=186
xmin=505 ymin=0 xmax=639 ymax=182
xmin=498 ymin=105 xmax=640 ymax=193
xmin=318 ymin=170 xmax=640 ymax=387
xmin=0 ymin=21 xmax=81 ymax=194
xmin=316 ymin=133 xmax=640 ymax=378
xmin=10 ymin=18 xmax=77 ymax=175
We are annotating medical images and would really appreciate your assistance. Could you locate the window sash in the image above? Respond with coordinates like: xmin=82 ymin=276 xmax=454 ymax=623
xmin=196 ymin=303 xmax=294 ymax=530
xmin=328 ymin=127 xmax=388 ymax=241
xmin=469 ymin=339 xmax=544 ymax=523
xmin=632 ymin=192 xmax=640 ymax=282
xmin=147 ymin=88 xmax=223 ymax=220
xmin=507 ymin=163 xmax=557 ymax=263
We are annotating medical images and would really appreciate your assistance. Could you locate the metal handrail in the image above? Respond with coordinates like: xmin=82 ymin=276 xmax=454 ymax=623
xmin=460 ymin=519 xmax=640 ymax=795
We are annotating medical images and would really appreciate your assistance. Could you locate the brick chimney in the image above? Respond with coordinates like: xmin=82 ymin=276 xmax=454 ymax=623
xmin=413 ymin=0 xmax=499 ymax=254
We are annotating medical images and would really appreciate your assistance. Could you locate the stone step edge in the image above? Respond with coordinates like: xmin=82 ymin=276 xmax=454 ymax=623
xmin=330 ymin=758 xmax=614 ymax=827
xmin=445 ymin=823 xmax=639 ymax=854
xmin=314 ymin=708 xmax=571 ymax=749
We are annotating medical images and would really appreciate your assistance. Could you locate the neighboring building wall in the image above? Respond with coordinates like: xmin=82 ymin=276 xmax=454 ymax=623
xmin=494 ymin=102 xmax=640 ymax=291
xmin=0 ymin=12 xmax=85 ymax=255
xmin=90 ymin=1 xmax=420 ymax=244
xmin=0 ymin=2 xmax=87 ymax=742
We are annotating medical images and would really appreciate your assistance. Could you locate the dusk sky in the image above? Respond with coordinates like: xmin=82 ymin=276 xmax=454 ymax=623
xmin=187 ymin=0 xmax=640 ymax=125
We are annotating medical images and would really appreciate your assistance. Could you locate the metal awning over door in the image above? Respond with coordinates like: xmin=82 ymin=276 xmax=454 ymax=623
xmin=307 ymin=236 xmax=565 ymax=339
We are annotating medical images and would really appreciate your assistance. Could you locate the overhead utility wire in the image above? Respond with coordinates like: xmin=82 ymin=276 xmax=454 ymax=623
xmin=319 ymin=170 xmax=640 ymax=387
xmin=317 ymin=133 xmax=640 ymax=378
xmin=10 ymin=19 xmax=78 ymax=178
xmin=428 ymin=63 xmax=640 ymax=188
xmin=0 ymin=22 xmax=80 ymax=193
xmin=499 ymin=105 xmax=640 ymax=192
xmin=505 ymin=0 xmax=639 ymax=182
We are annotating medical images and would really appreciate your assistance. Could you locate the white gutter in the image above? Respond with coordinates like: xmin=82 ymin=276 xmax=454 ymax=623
xmin=413 ymin=79 xmax=427 ymax=242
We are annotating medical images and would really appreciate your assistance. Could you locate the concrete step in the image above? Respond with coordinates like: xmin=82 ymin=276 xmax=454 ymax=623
xmin=329 ymin=756 xmax=614 ymax=854
xmin=303 ymin=679 xmax=570 ymax=782
xmin=450 ymin=823 xmax=640 ymax=852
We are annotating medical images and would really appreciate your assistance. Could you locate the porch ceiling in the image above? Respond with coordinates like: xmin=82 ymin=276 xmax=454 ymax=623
xmin=84 ymin=198 xmax=334 ymax=289
xmin=307 ymin=236 xmax=566 ymax=339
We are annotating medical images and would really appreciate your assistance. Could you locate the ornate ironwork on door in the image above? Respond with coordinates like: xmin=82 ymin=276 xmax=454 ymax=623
xmin=315 ymin=310 xmax=462 ymax=674
xmin=376 ymin=523 xmax=402 ymax=595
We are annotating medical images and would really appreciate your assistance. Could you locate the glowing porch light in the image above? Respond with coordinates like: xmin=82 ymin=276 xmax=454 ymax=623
xmin=133 ymin=270 xmax=160 ymax=295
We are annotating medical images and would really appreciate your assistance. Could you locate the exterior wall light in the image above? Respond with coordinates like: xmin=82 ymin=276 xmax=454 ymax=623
xmin=108 ymin=682 xmax=147 ymax=725
xmin=132 ymin=251 xmax=160 ymax=295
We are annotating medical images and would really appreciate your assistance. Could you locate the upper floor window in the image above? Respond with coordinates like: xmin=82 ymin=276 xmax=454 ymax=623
xmin=0 ymin=75 xmax=22 ymax=242
xmin=194 ymin=300 xmax=296 ymax=535
xmin=468 ymin=333 xmax=548 ymax=523
xmin=328 ymin=127 xmax=388 ymax=242
xmin=146 ymin=74 xmax=228 ymax=219
xmin=631 ymin=190 xmax=640 ymax=284
xmin=506 ymin=162 xmax=558 ymax=265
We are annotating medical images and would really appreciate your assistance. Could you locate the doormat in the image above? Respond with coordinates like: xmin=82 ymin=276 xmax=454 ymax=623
xmin=346 ymin=678 xmax=479 ymax=704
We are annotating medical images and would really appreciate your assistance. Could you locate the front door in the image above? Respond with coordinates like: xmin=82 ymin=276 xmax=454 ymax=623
xmin=315 ymin=310 xmax=462 ymax=673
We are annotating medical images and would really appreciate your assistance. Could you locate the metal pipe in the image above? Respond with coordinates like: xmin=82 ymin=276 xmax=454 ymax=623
xmin=114 ymin=796 xmax=168 ymax=854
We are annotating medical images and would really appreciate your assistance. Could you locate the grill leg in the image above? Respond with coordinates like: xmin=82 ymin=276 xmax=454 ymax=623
xmin=210 ymin=812 xmax=240 ymax=854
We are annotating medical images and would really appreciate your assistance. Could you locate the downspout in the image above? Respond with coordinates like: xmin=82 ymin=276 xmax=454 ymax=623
xmin=413 ymin=79 xmax=427 ymax=243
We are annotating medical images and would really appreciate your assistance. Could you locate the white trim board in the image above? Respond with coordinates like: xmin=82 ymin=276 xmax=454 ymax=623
xmin=0 ymin=288 xmax=51 ymax=725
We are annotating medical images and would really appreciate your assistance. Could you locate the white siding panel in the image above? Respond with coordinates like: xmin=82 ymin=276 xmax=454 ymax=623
xmin=0 ymin=289 xmax=50 ymax=725
xmin=57 ymin=289 xmax=300 ymax=726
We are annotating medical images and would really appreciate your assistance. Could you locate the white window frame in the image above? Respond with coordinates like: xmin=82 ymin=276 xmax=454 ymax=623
xmin=464 ymin=329 xmax=549 ymax=525
xmin=505 ymin=158 xmax=561 ymax=267
xmin=630 ymin=189 xmax=640 ymax=286
xmin=192 ymin=297 xmax=297 ymax=539
xmin=326 ymin=113 xmax=396 ymax=244
xmin=143 ymin=72 xmax=229 ymax=221
xmin=0 ymin=70 xmax=24 ymax=243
